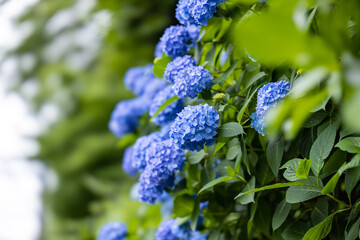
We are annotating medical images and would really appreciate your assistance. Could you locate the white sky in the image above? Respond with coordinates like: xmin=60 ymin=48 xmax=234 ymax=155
xmin=0 ymin=0 xmax=44 ymax=240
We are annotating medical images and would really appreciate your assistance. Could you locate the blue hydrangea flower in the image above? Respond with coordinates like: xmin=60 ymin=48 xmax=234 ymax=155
xmin=132 ymin=131 xmax=168 ymax=172
xmin=251 ymin=81 xmax=290 ymax=135
xmin=155 ymin=218 xmax=208 ymax=240
xmin=160 ymin=25 xmax=191 ymax=59
xmin=97 ymin=222 xmax=127 ymax=240
xmin=170 ymin=104 xmax=219 ymax=151
xmin=138 ymin=139 xmax=185 ymax=204
xmin=149 ymin=86 xmax=184 ymax=126
xmin=164 ymin=55 xmax=196 ymax=84
xmin=199 ymin=201 xmax=209 ymax=211
xmin=142 ymin=79 xmax=168 ymax=100
xmin=155 ymin=219 xmax=182 ymax=240
xmin=109 ymin=98 xmax=148 ymax=138
xmin=155 ymin=41 xmax=164 ymax=58
xmin=138 ymin=176 xmax=168 ymax=205
xmin=188 ymin=0 xmax=225 ymax=26
xmin=173 ymin=65 xmax=213 ymax=99
xmin=176 ymin=0 xmax=198 ymax=26
xmin=255 ymin=80 xmax=290 ymax=117
xmin=250 ymin=112 xmax=265 ymax=136
xmin=124 ymin=64 xmax=154 ymax=96
xmin=186 ymin=25 xmax=201 ymax=42
xmin=122 ymin=146 xmax=137 ymax=177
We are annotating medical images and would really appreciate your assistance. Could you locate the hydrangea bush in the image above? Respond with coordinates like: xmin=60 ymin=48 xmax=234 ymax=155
xmin=102 ymin=0 xmax=360 ymax=239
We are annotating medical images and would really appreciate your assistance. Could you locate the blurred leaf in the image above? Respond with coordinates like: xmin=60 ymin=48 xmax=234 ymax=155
xmin=153 ymin=55 xmax=172 ymax=78
xmin=266 ymin=138 xmax=284 ymax=176
xmin=174 ymin=194 xmax=195 ymax=218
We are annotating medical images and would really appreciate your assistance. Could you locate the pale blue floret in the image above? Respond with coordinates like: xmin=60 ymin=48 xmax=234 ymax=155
xmin=97 ymin=222 xmax=127 ymax=240
xmin=164 ymin=55 xmax=196 ymax=84
xmin=170 ymin=104 xmax=219 ymax=151
xmin=172 ymin=65 xmax=213 ymax=99
xmin=149 ymin=86 xmax=184 ymax=126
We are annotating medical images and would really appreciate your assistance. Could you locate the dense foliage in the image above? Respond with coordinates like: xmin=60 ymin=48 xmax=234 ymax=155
xmin=106 ymin=0 xmax=360 ymax=239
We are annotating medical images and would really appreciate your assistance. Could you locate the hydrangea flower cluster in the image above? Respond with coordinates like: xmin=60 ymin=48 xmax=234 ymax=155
xmin=138 ymin=139 xmax=185 ymax=204
xmin=121 ymin=146 xmax=137 ymax=177
xmin=131 ymin=130 xmax=168 ymax=172
xmin=155 ymin=218 xmax=207 ymax=240
xmin=123 ymin=64 xmax=154 ymax=96
xmin=170 ymin=104 xmax=219 ymax=151
xmin=110 ymin=63 xmax=168 ymax=139
xmin=97 ymin=222 xmax=127 ymax=240
xmin=149 ymin=86 xmax=184 ymax=126
xmin=189 ymin=0 xmax=226 ymax=26
xmin=186 ymin=24 xmax=201 ymax=42
xmin=108 ymin=98 xmax=148 ymax=137
xmin=176 ymin=0 xmax=225 ymax=26
xmin=251 ymin=81 xmax=290 ymax=135
xmin=164 ymin=55 xmax=196 ymax=84
xmin=160 ymin=25 xmax=192 ymax=59
xmin=176 ymin=0 xmax=197 ymax=26
xmin=173 ymin=65 xmax=213 ymax=99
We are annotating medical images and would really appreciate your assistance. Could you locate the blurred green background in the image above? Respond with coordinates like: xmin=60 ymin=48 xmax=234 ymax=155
xmin=6 ymin=0 xmax=177 ymax=239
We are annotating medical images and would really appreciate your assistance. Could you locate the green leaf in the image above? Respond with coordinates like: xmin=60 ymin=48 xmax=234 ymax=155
xmin=205 ymin=44 xmax=217 ymax=67
xmin=345 ymin=217 xmax=360 ymax=240
xmin=304 ymin=7 xmax=318 ymax=32
xmin=266 ymin=138 xmax=284 ymax=176
xmin=153 ymin=55 xmax=172 ymax=78
xmin=281 ymin=158 xmax=302 ymax=181
xmin=237 ymin=85 xmax=260 ymax=123
xmin=237 ymin=177 xmax=255 ymax=204
xmin=321 ymin=173 xmax=340 ymax=195
xmin=198 ymin=176 xmax=233 ymax=194
xmin=150 ymin=95 xmax=180 ymax=119
xmin=214 ymin=141 xmax=227 ymax=155
xmin=302 ymin=213 xmax=336 ymax=240
xmin=218 ymin=122 xmax=244 ymax=137
xmin=310 ymin=121 xmax=339 ymax=176
xmin=345 ymin=167 xmax=360 ymax=197
xmin=235 ymin=182 xmax=307 ymax=199
xmin=338 ymin=154 xmax=360 ymax=174
xmin=336 ymin=137 xmax=360 ymax=154
xmin=188 ymin=150 xmax=207 ymax=164
xmin=241 ymin=72 xmax=267 ymax=94
xmin=311 ymin=198 xmax=329 ymax=225
xmin=174 ymin=194 xmax=195 ymax=218
xmin=272 ymin=199 xmax=291 ymax=231
xmin=190 ymin=199 xmax=200 ymax=231
xmin=213 ymin=60 xmax=238 ymax=85
xmin=286 ymin=184 xmax=322 ymax=203
xmin=295 ymin=158 xmax=312 ymax=180
xmin=201 ymin=161 xmax=216 ymax=185
xmin=323 ymin=150 xmax=347 ymax=174
xmin=226 ymin=138 xmax=241 ymax=160
xmin=281 ymin=222 xmax=308 ymax=240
